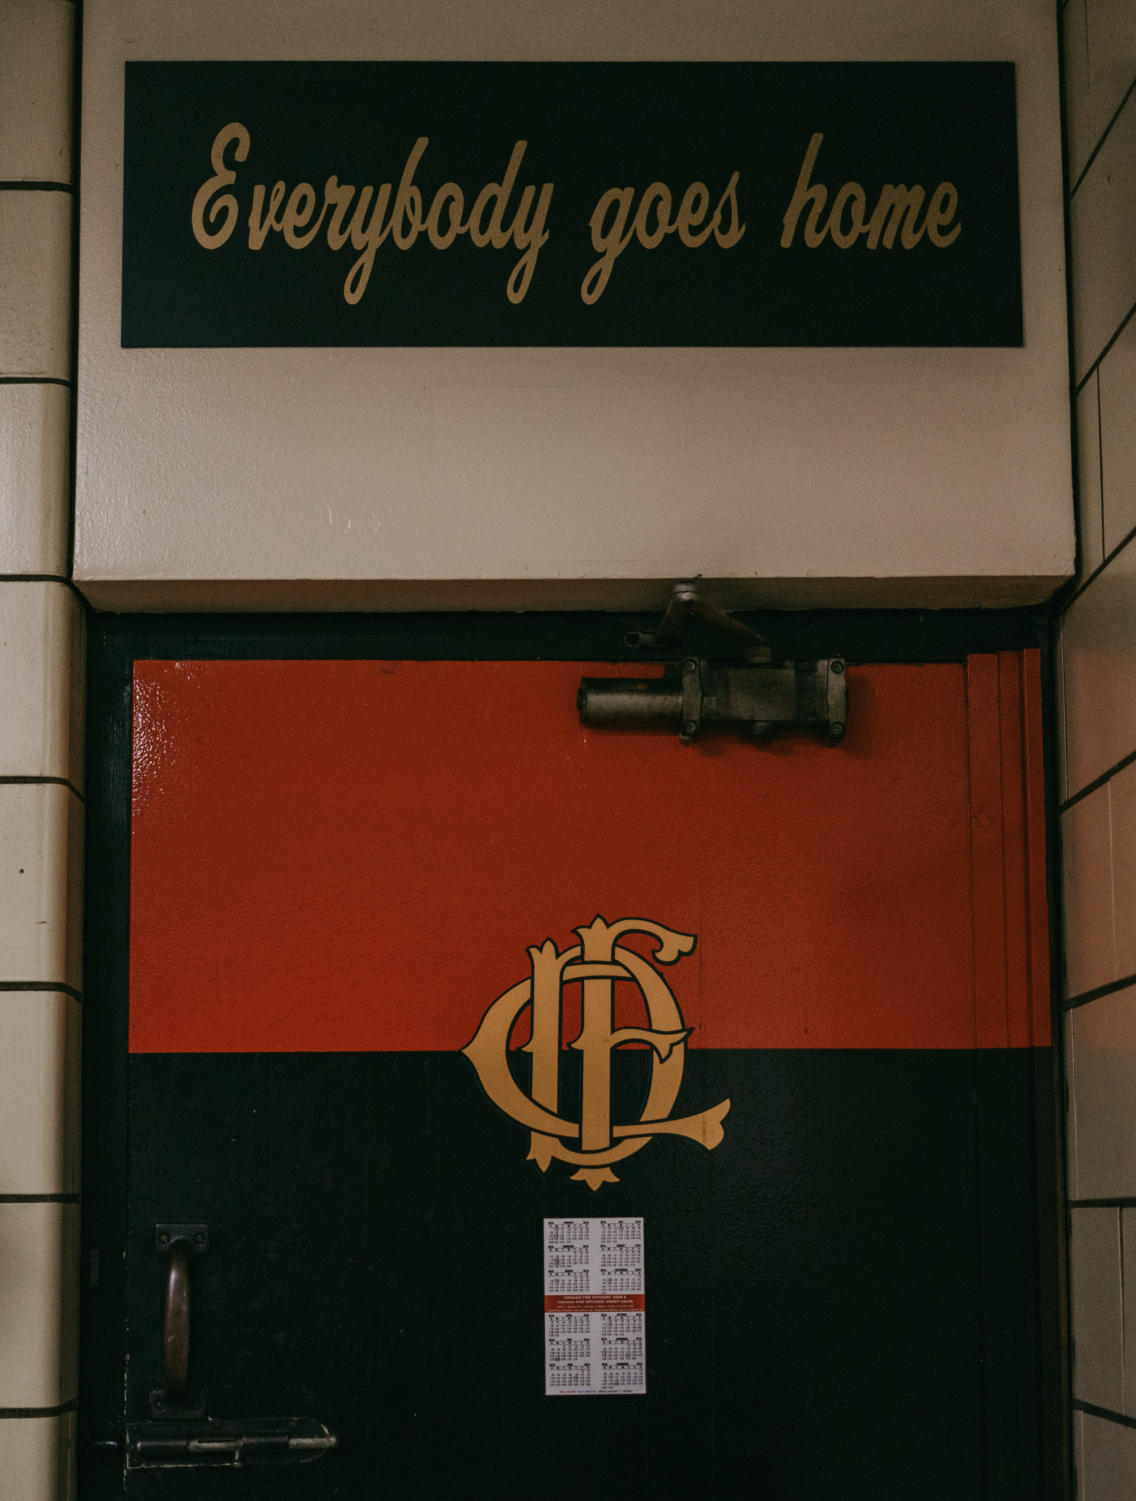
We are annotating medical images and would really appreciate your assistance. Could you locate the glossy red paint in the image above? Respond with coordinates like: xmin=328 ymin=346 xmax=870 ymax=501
xmin=129 ymin=656 xmax=1049 ymax=1054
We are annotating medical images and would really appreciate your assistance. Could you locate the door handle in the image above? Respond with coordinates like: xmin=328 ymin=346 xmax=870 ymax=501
xmin=163 ymin=1238 xmax=193 ymax=1402
xmin=133 ymin=1220 xmax=336 ymax=1468
xmin=155 ymin=1223 xmax=208 ymax=1416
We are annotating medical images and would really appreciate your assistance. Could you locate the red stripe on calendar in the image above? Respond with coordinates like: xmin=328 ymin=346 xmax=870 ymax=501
xmin=545 ymin=1294 xmax=645 ymax=1314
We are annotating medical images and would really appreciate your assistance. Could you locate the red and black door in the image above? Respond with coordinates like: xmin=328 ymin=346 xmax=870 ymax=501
xmin=80 ymin=615 xmax=1061 ymax=1498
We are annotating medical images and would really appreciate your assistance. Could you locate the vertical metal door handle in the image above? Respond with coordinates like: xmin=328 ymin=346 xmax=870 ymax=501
xmin=137 ymin=1221 xmax=336 ymax=1465
xmin=154 ymin=1222 xmax=207 ymax=1410
xmin=163 ymin=1238 xmax=193 ymax=1402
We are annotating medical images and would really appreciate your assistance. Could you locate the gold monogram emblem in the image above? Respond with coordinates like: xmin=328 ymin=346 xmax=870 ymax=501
xmin=462 ymin=916 xmax=730 ymax=1190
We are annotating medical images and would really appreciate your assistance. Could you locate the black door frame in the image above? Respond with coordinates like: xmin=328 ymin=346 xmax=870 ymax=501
xmin=78 ymin=606 xmax=1067 ymax=1497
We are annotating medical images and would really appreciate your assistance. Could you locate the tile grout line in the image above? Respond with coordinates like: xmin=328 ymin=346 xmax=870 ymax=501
xmin=1064 ymin=973 xmax=1136 ymax=1011
xmin=0 ymin=181 xmax=73 ymax=194
xmin=0 ymin=777 xmax=85 ymax=802
xmin=0 ymin=982 xmax=82 ymax=1002
xmin=1069 ymin=79 xmax=1136 ymax=199
xmin=0 ymin=574 xmax=72 ymax=583
xmin=1060 ymin=749 xmax=1136 ymax=814
xmin=1073 ymin=297 xmax=1136 ymax=401
xmin=0 ymin=1401 xmax=78 ymax=1420
xmin=1073 ymin=1398 xmax=1136 ymax=1433
xmin=0 ymin=577 xmax=88 ymax=607
xmin=0 ymin=1195 xmax=79 ymax=1205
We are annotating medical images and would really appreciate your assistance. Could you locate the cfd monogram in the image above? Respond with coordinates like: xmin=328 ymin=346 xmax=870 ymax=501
xmin=462 ymin=916 xmax=730 ymax=1190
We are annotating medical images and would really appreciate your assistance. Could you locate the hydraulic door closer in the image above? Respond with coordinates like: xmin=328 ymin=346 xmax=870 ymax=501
xmin=578 ymin=583 xmax=848 ymax=745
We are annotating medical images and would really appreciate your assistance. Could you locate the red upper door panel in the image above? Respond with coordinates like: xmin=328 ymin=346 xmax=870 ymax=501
xmin=129 ymin=654 xmax=1049 ymax=1054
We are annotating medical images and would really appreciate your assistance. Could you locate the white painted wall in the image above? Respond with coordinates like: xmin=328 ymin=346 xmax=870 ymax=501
xmin=74 ymin=0 xmax=1072 ymax=611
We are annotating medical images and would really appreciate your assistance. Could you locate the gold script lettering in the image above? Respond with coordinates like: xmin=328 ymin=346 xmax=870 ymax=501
xmin=780 ymin=132 xmax=960 ymax=252
xmin=191 ymin=122 xmax=250 ymax=249
xmin=581 ymin=170 xmax=745 ymax=304
xmin=189 ymin=126 xmax=554 ymax=306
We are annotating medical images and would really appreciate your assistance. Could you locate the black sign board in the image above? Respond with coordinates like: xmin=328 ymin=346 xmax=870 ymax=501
xmin=121 ymin=62 xmax=1021 ymax=348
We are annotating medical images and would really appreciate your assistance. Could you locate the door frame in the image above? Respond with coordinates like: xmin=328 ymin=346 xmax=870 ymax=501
xmin=77 ymin=606 xmax=1068 ymax=1496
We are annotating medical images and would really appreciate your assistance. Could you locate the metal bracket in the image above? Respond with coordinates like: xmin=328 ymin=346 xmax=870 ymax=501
xmin=126 ymin=1416 xmax=336 ymax=1469
xmin=155 ymin=1223 xmax=209 ymax=1255
xmin=624 ymin=581 xmax=772 ymax=662
xmin=149 ymin=1389 xmax=207 ymax=1423
xmin=579 ymin=584 xmax=848 ymax=746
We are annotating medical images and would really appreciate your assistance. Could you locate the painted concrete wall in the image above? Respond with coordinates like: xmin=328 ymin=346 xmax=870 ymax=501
xmin=0 ymin=2 xmax=82 ymax=1495
xmin=72 ymin=0 xmax=1072 ymax=611
xmin=1059 ymin=0 xmax=1136 ymax=1492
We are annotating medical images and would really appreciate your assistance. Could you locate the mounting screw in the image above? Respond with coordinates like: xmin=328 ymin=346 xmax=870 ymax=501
xmin=194 ymin=1232 xmax=206 ymax=1246
xmin=154 ymin=1397 xmax=166 ymax=1411
xmin=682 ymin=658 xmax=698 ymax=674
xmin=681 ymin=720 xmax=698 ymax=740
xmin=157 ymin=1232 xmax=169 ymax=1246
xmin=831 ymin=660 xmax=845 ymax=674
xmin=829 ymin=722 xmax=846 ymax=741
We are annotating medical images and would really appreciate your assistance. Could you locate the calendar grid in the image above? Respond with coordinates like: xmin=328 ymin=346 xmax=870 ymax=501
xmin=543 ymin=1218 xmax=647 ymax=1396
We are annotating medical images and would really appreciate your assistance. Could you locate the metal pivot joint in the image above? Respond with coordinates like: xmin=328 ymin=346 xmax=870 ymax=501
xmin=578 ymin=583 xmax=848 ymax=746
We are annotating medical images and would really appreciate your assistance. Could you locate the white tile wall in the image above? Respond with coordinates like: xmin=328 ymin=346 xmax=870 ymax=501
xmin=0 ymin=993 xmax=80 ymax=1196
xmin=0 ymin=191 xmax=72 ymax=381
xmin=1069 ymin=988 xmax=1136 ymax=1204
xmin=1074 ymin=1409 xmax=1086 ymax=1490
xmin=1067 ymin=1009 xmax=1081 ymax=1199
xmin=0 ymin=1203 xmax=79 ymax=1408
xmin=0 ymin=383 xmax=71 ymax=576
xmin=1100 ymin=312 xmax=1136 ymax=556
xmin=1123 ymin=1210 xmax=1136 ymax=1414
xmin=1079 ymin=369 xmax=1106 ymax=574
xmin=1063 ymin=0 xmax=1136 ymax=1476
xmin=0 ymin=784 xmax=82 ymax=991
xmin=1071 ymin=1207 xmax=1124 ymax=1410
xmin=0 ymin=5 xmax=80 ymax=1496
xmin=1064 ymin=0 xmax=1136 ymax=186
xmin=1062 ymin=784 xmax=1115 ymax=997
xmin=1061 ymin=543 xmax=1136 ymax=796
xmin=0 ymin=583 xmax=83 ymax=788
xmin=1079 ymin=1410 xmax=1136 ymax=1500
xmin=1056 ymin=629 xmax=1070 ymax=805
xmin=1110 ymin=761 xmax=1136 ymax=979
xmin=1069 ymin=93 xmax=1136 ymax=381
xmin=0 ymin=1 xmax=75 ymax=183
xmin=1063 ymin=0 xmax=1093 ymax=182
xmin=0 ymin=1416 xmax=76 ymax=1501
xmin=1087 ymin=0 xmax=1136 ymax=139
